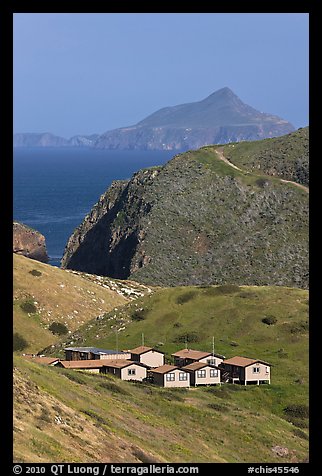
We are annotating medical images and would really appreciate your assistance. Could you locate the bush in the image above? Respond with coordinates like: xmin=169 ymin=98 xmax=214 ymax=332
xmin=49 ymin=322 xmax=68 ymax=335
xmin=13 ymin=332 xmax=28 ymax=351
xmin=173 ymin=322 xmax=183 ymax=328
xmin=256 ymin=178 xmax=269 ymax=188
xmin=173 ymin=332 xmax=199 ymax=344
xmin=20 ymin=300 xmax=37 ymax=314
xmin=175 ymin=291 xmax=197 ymax=305
xmin=262 ymin=316 xmax=277 ymax=325
xmin=292 ymin=428 xmax=309 ymax=440
xmin=131 ymin=309 xmax=147 ymax=321
xmin=98 ymin=380 xmax=130 ymax=395
xmin=283 ymin=404 xmax=309 ymax=419
xmin=208 ymin=402 xmax=229 ymax=412
xmin=29 ymin=269 xmax=42 ymax=277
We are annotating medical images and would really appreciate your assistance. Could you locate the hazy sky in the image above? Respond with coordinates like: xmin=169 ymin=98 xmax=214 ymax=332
xmin=13 ymin=13 xmax=309 ymax=137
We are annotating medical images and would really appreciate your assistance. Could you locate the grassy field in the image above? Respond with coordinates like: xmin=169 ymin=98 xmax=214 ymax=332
xmin=14 ymin=354 xmax=308 ymax=463
xmin=49 ymin=285 xmax=309 ymax=421
xmin=13 ymin=257 xmax=309 ymax=463
xmin=13 ymin=254 xmax=129 ymax=353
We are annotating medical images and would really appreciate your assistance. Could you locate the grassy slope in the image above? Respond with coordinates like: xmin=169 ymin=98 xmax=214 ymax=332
xmin=50 ymin=285 xmax=308 ymax=420
xmin=13 ymin=254 xmax=128 ymax=353
xmin=221 ymin=127 xmax=309 ymax=186
xmin=14 ymin=355 xmax=308 ymax=463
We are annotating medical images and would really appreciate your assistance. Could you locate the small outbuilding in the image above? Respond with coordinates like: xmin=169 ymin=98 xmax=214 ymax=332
xmin=56 ymin=359 xmax=106 ymax=373
xmin=23 ymin=355 xmax=60 ymax=366
xmin=64 ymin=347 xmax=131 ymax=361
xmin=220 ymin=356 xmax=271 ymax=385
xmin=182 ymin=362 xmax=221 ymax=386
xmin=101 ymin=360 xmax=147 ymax=381
xmin=129 ymin=346 xmax=165 ymax=368
xmin=148 ymin=365 xmax=190 ymax=388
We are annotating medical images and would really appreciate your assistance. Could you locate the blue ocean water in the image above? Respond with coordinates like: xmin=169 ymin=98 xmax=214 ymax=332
xmin=13 ymin=148 xmax=175 ymax=266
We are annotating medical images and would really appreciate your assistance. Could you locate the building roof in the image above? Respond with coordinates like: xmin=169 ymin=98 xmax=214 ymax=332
xmin=102 ymin=360 xmax=146 ymax=369
xmin=149 ymin=364 xmax=180 ymax=374
xmin=182 ymin=362 xmax=220 ymax=371
xmin=58 ymin=360 xmax=107 ymax=369
xmin=129 ymin=345 xmax=164 ymax=355
xmin=171 ymin=349 xmax=216 ymax=360
xmin=64 ymin=347 xmax=129 ymax=356
xmin=222 ymin=356 xmax=271 ymax=368
xmin=23 ymin=355 xmax=60 ymax=365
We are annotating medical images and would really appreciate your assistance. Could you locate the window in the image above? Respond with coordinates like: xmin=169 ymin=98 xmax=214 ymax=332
xmin=265 ymin=366 xmax=270 ymax=374
xmin=128 ymin=368 xmax=136 ymax=376
xmin=179 ymin=372 xmax=188 ymax=381
xmin=166 ymin=373 xmax=175 ymax=381
xmin=197 ymin=370 xmax=206 ymax=378
xmin=253 ymin=367 xmax=260 ymax=373
xmin=210 ymin=369 xmax=218 ymax=378
xmin=207 ymin=358 xmax=216 ymax=365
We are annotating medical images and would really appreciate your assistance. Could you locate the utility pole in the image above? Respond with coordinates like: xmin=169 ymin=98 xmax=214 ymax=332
xmin=142 ymin=332 xmax=144 ymax=347
xmin=115 ymin=330 xmax=119 ymax=353
xmin=212 ymin=336 xmax=215 ymax=357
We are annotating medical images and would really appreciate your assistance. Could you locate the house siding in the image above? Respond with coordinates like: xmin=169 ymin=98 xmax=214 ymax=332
xmin=120 ymin=364 xmax=147 ymax=381
xmin=245 ymin=363 xmax=270 ymax=382
xmin=100 ymin=353 xmax=131 ymax=360
xmin=151 ymin=369 xmax=190 ymax=388
xmin=136 ymin=350 xmax=164 ymax=368
xmin=188 ymin=367 xmax=221 ymax=386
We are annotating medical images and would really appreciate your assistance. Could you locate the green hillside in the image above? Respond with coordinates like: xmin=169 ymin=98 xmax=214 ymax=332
xmin=48 ymin=285 xmax=308 ymax=422
xmin=222 ymin=127 xmax=309 ymax=186
xmin=13 ymin=253 xmax=150 ymax=353
xmin=62 ymin=130 xmax=308 ymax=289
xmin=14 ymin=354 xmax=308 ymax=463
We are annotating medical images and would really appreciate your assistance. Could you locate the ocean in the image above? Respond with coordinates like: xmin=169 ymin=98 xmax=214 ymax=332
xmin=13 ymin=147 xmax=175 ymax=267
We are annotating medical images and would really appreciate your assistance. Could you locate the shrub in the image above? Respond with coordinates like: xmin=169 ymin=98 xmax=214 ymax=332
xmin=293 ymin=428 xmax=309 ymax=440
xmin=175 ymin=291 xmax=197 ymax=305
xmin=283 ymin=404 xmax=309 ymax=419
xmin=262 ymin=316 xmax=277 ymax=325
xmin=173 ymin=332 xmax=199 ymax=344
xmin=81 ymin=409 xmax=106 ymax=425
xmin=20 ymin=300 xmax=37 ymax=314
xmin=208 ymin=402 xmax=229 ymax=412
xmin=29 ymin=269 xmax=42 ymax=277
xmin=256 ymin=178 xmax=269 ymax=188
xmin=98 ymin=380 xmax=130 ymax=395
xmin=49 ymin=322 xmax=68 ymax=336
xmin=173 ymin=322 xmax=183 ymax=328
xmin=13 ymin=332 xmax=28 ymax=351
xmin=64 ymin=372 xmax=87 ymax=385
xmin=131 ymin=309 xmax=147 ymax=321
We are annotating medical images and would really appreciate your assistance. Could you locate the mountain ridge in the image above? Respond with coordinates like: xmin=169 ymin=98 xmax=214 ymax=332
xmin=14 ymin=87 xmax=295 ymax=150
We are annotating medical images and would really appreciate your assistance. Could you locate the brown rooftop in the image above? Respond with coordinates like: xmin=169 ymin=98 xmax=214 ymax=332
xmin=102 ymin=360 xmax=144 ymax=369
xmin=58 ymin=360 xmax=106 ymax=369
xmin=149 ymin=364 xmax=179 ymax=374
xmin=171 ymin=349 xmax=213 ymax=360
xmin=23 ymin=356 xmax=60 ymax=365
xmin=129 ymin=346 xmax=163 ymax=355
xmin=182 ymin=362 xmax=220 ymax=371
xmin=223 ymin=356 xmax=271 ymax=368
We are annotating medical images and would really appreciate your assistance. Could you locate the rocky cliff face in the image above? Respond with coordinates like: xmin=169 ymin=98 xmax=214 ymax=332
xmin=62 ymin=133 xmax=308 ymax=289
xmin=13 ymin=222 xmax=49 ymax=263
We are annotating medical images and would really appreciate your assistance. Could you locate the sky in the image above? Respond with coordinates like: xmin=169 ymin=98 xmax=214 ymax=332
xmin=13 ymin=13 xmax=309 ymax=137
